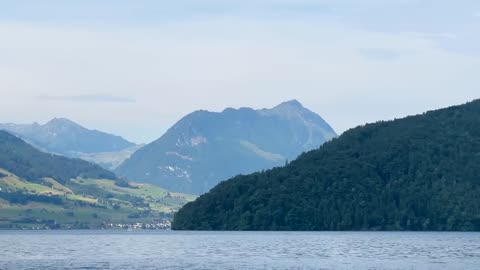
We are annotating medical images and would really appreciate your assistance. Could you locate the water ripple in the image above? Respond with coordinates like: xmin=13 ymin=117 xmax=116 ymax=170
xmin=0 ymin=231 xmax=479 ymax=270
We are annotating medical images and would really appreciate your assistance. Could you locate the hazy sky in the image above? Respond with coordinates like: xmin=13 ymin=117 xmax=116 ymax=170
xmin=0 ymin=0 xmax=479 ymax=143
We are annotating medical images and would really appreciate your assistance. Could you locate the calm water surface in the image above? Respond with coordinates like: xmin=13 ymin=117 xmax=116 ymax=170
xmin=0 ymin=231 xmax=479 ymax=270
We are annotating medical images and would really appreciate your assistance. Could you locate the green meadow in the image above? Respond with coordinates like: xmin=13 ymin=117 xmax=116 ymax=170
xmin=0 ymin=169 xmax=196 ymax=229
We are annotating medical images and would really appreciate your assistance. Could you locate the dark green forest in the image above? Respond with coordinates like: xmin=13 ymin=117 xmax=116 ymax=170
xmin=173 ymin=100 xmax=480 ymax=231
xmin=0 ymin=131 xmax=116 ymax=184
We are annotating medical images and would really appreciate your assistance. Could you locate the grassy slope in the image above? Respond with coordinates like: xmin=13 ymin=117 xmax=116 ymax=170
xmin=71 ymin=178 xmax=197 ymax=212
xmin=0 ymin=169 xmax=196 ymax=229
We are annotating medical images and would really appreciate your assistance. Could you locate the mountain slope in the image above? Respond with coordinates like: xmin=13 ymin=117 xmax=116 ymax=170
xmin=0 ymin=118 xmax=136 ymax=169
xmin=0 ymin=168 xmax=195 ymax=229
xmin=172 ymin=100 xmax=480 ymax=231
xmin=0 ymin=131 xmax=195 ymax=229
xmin=116 ymin=100 xmax=336 ymax=195
xmin=73 ymin=144 xmax=145 ymax=170
xmin=0 ymin=130 xmax=116 ymax=183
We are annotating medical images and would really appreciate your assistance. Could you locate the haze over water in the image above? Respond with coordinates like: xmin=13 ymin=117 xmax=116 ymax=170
xmin=1 ymin=231 xmax=479 ymax=270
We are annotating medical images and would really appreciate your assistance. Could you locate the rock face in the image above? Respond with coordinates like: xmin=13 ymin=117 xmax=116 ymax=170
xmin=116 ymin=100 xmax=336 ymax=195
xmin=0 ymin=118 xmax=136 ymax=169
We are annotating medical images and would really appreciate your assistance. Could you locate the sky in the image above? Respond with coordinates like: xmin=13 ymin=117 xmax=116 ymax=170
xmin=0 ymin=0 xmax=479 ymax=143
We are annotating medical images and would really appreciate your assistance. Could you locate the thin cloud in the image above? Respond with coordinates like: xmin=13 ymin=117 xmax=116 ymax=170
xmin=36 ymin=94 xmax=136 ymax=103
xmin=0 ymin=9 xmax=476 ymax=143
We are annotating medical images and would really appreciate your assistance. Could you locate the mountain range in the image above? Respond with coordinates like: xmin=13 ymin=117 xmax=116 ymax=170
xmin=0 ymin=118 xmax=138 ymax=170
xmin=116 ymin=100 xmax=336 ymax=195
xmin=172 ymin=100 xmax=480 ymax=231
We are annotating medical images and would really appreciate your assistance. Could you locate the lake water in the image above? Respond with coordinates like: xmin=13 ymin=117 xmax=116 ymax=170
xmin=0 ymin=231 xmax=479 ymax=270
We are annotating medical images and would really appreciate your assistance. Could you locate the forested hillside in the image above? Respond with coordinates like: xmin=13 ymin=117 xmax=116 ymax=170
xmin=0 ymin=131 xmax=116 ymax=183
xmin=173 ymin=100 xmax=480 ymax=231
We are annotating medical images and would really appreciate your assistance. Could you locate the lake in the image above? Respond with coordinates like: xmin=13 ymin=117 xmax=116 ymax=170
xmin=0 ymin=231 xmax=479 ymax=269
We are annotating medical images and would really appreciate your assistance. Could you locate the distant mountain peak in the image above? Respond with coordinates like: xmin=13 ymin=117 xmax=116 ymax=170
xmin=46 ymin=117 xmax=79 ymax=127
xmin=260 ymin=100 xmax=318 ymax=121
xmin=0 ymin=118 xmax=135 ymax=156
xmin=267 ymin=100 xmax=308 ymax=115
xmin=116 ymin=100 xmax=336 ymax=195
xmin=278 ymin=99 xmax=304 ymax=109
xmin=218 ymin=101 xmax=305 ymax=115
